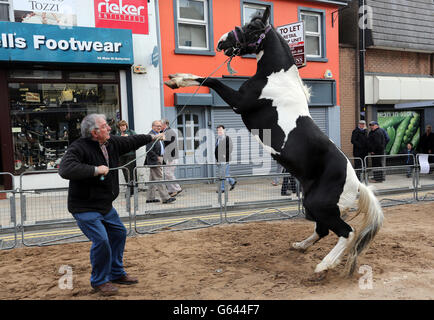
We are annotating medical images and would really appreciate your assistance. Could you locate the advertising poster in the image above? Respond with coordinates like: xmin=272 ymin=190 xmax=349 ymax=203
xmin=94 ymin=0 xmax=149 ymax=34
xmin=378 ymin=111 xmax=421 ymax=155
xmin=13 ymin=0 xmax=79 ymax=26
xmin=276 ymin=21 xmax=306 ymax=68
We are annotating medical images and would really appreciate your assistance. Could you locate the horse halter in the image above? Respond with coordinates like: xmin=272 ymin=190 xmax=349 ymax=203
xmin=232 ymin=24 xmax=272 ymax=55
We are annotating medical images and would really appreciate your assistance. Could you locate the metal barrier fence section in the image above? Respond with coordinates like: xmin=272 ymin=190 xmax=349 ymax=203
xmin=0 ymin=173 xmax=17 ymax=250
xmin=0 ymin=154 xmax=433 ymax=249
xmin=416 ymin=154 xmax=434 ymax=201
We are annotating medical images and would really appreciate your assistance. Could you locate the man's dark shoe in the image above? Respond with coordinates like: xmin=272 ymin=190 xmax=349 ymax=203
xmin=146 ymin=199 xmax=160 ymax=203
xmin=93 ymin=282 xmax=119 ymax=296
xmin=111 ymin=274 xmax=139 ymax=285
xmin=230 ymin=181 xmax=237 ymax=191
xmin=162 ymin=197 xmax=176 ymax=204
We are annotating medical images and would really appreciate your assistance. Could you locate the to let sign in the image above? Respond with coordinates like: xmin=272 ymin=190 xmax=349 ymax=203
xmin=276 ymin=21 xmax=306 ymax=68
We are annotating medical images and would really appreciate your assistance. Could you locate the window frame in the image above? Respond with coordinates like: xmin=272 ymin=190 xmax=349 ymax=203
xmin=240 ymin=0 xmax=274 ymax=59
xmin=0 ymin=0 xmax=13 ymax=21
xmin=298 ymin=7 xmax=328 ymax=63
xmin=174 ymin=0 xmax=215 ymax=56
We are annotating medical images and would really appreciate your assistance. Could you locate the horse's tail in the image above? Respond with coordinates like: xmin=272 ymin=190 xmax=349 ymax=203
xmin=345 ymin=182 xmax=384 ymax=275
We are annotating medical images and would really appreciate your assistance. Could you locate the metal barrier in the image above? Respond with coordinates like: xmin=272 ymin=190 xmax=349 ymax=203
xmin=18 ymin=167 xmax=132 ymax=247
xmin=0 ymin=173 xmax=18 ymax=250
xmin=1 ymin=154 xmax=434 ymax=249
xmin=133 ymin=164 xmax=225 ymax=234
xmin=221 ymin=172 xmax=301 ymax=223
xmin=415 ymin=154 xmax=434 ymax=201
xmin=364 ymin=154 xmax=417 ymax=206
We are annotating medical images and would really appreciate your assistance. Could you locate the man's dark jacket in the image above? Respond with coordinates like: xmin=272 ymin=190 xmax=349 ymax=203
xmin=351 ymin=127 xmax=369 ymax=158
xmin=59 ymin=134 xmax=153 ymax=214
xmin=145 ymin=130 xmax=164 ymax=165
xmin=368 ymin=128 xmax=385 ymax=155
xmin=215 ymin=135 xmax=233 ymax=163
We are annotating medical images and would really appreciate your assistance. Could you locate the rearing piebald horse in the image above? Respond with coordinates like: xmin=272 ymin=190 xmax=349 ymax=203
xmin=165 ymin=8 xmax=383 ymax=279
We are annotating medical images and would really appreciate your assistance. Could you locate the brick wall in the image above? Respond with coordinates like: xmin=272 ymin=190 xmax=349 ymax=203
xmin=366 ymin=49 xmax=434 ymax=75
xmin=339 ymin=45 xmax=358 ymax=157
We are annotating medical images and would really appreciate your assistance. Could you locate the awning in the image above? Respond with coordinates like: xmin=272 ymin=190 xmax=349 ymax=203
xmin=365 ymin=75 xmax=434 ymax=104
xmin=394 ymin=101 xmax=434 ymax=109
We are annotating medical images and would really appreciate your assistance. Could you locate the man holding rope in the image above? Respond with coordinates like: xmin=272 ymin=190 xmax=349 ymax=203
xmin=59 ymin=113 xmax=164 ymax=296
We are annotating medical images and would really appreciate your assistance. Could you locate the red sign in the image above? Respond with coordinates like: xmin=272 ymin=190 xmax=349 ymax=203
xmin=94 ymin=0 xmax=148 ymax=35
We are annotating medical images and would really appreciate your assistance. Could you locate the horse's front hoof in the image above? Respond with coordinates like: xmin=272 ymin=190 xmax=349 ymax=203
xmin=164 ymin=80 xmax=178 ymax=89
xmin=308 ymin=270 xmax=328 ymax=282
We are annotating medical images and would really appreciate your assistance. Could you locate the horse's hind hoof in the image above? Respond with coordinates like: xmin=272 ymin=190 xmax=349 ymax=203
xmin=308 ymin=270 xmax=328 ymax=282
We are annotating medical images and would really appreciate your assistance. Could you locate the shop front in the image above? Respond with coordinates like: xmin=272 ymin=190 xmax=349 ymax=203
xmin=0 ymin=21 xmax=134 ymax=188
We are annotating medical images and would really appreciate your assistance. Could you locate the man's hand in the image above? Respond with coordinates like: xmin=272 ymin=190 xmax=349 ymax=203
xmin=152 ymin=133 xmax=165 ymax=141
xmin=96 ymin=165 xmax=109 ymax=176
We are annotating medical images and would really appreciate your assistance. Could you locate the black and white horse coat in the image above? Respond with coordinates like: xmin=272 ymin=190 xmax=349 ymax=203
xmin=165 ymin=8 xmax=383 ymax=277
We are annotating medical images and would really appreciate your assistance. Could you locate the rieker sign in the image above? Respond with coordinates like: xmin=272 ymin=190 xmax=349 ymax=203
xmin=94 ymin=0 xmax=149 ymax=34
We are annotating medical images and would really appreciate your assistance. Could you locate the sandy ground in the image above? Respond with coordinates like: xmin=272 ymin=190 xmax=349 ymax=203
xmin=0 ymin=202 xmax=433 ymax=300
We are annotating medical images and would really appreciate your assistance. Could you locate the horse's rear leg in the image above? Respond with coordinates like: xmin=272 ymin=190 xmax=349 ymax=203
xmin=314 ymin=211 xmax=354 ymax=275
xmin=292 ymin=221 xmax=329 ymax=251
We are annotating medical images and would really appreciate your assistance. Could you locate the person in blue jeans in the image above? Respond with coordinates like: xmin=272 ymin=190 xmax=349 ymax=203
xmin=59 ymin=114 xmax=163 ymax=296
xmin=215 ymin=125 xmax=236 ymax=193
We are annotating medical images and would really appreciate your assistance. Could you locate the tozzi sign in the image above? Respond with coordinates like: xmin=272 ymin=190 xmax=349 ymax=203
xmin=94 ymin=0 xmax=149 ymax=34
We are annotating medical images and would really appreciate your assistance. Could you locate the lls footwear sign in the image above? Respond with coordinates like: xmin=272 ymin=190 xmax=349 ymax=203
xmin=94 ymin=0 xmax=148 ymax=34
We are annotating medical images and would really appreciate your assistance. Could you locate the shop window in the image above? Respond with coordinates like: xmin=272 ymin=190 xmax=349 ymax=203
xmin=0 ymin=0 xmax=10 ymax=21
xmin=299 ymin=8 xmax=327 ymax=62
xmin=8 ymin=73 xmax=120 ymax=173
xmin=240 ymin=1 xmax=273 ymax=58
xmin=174 ymin=0 xmax=215 ymax=55
xmin=9 ymin=70 xmax=62 ymax=79
xmin=241 ymin=1 xmax=272 ymax=25
xmin=68 ymin=72 xmax=117 ymax=80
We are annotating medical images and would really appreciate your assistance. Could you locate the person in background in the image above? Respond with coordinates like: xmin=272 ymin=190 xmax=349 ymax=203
xmin=419 ymin=124 xmax=433 ymax=173
xmin=351 ymin=120 xmax=369 ymax=181
xmin=145 ymin=120 xmax=176 ymax=204
xmin=215 ymin=125 xmax=236 ymax=193
xmin=368 ymin=121 xmax=385 ymax=183
xmin=404 ymin=142 xmax=416 ymax=178
xmin=161 ymin=118 xmax=182 ymax=197
xmin=116 ymin=120 xmax=136 ymax=196
xmin=59 ymin=114 xmax=164 ymax=296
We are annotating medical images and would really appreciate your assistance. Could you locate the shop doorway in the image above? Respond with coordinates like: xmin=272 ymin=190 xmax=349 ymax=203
xmin=175 ymin=108 xmax=207 ymax=178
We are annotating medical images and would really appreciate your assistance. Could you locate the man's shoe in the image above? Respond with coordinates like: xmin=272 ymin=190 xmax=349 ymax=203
xmin=111 ymin=274 xmax=139 ymax=285
xmin=230 ymin=181 xmax=237 ymax=191
xmin=146 ymin=199 xmax=160 ymax=203
xmin=162 ymin=197 xmax=176 ymax=204
xmin=93 ymin=282 xmax=119 ymax=296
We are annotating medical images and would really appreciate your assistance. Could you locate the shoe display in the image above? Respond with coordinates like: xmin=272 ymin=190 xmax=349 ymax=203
xmin=162 ymin=197 xmax=176 ymax=204
xmin=146 ymin=199 xmax=160 ymax=203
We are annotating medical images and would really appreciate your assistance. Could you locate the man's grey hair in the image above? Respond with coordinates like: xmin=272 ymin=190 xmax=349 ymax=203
xmin=81 ymin=114 xmax=106 ymax=138
xmin=161 ymin=118 xmax=170 ymax=126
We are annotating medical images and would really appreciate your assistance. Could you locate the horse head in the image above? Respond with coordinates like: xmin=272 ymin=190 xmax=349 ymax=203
xmin=217 ymin=7 xmax=271 ymax=57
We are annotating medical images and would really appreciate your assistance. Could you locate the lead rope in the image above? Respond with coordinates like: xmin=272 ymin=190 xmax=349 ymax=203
xmin=101 ymin=55 xmax=236 ymax=181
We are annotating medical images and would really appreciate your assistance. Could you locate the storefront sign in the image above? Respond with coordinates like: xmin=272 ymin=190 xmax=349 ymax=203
xmin=94 ymin=0 xmax=149 ymax=34
xmin=0 ymin=21 xmax=134 ymax=65
xmin=13 ymin=0 xmax=80 ymax=26
xmin=276 ymin=21 xmax=306 ymax=68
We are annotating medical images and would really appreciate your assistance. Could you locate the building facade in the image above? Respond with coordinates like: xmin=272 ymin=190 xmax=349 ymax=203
xmin=339 ymin=0 xmax=434 ymax=157
xmin=159 ymin=0 xmax=348 ymax=177
xmin=0 ymin=0 xmax=163 ymax=189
